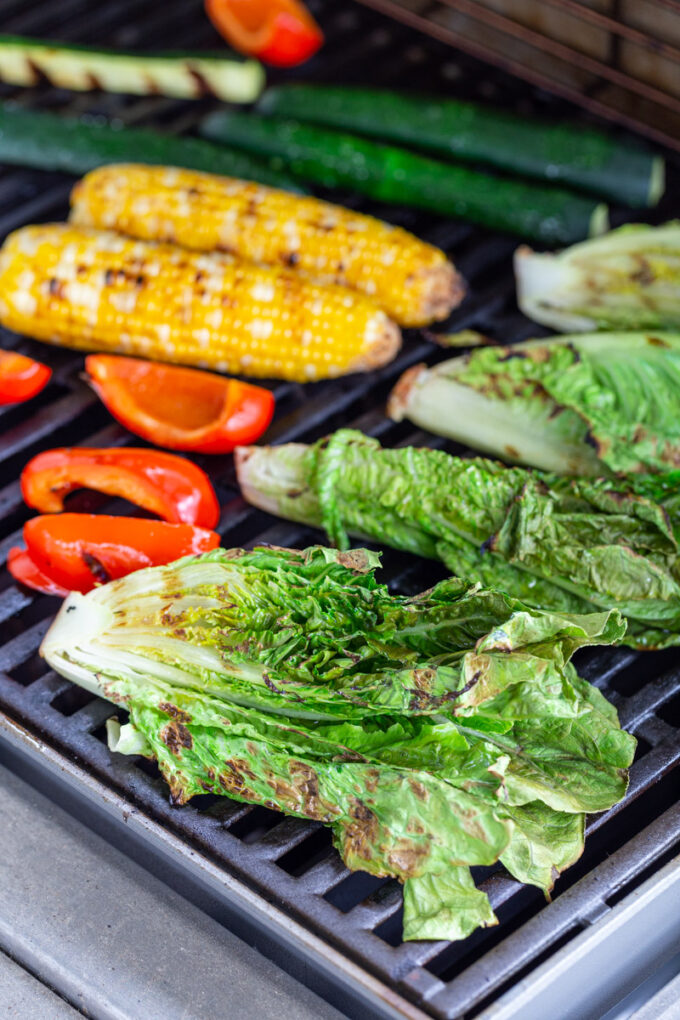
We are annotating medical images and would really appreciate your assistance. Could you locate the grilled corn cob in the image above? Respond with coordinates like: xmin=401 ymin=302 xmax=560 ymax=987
xmin=0 ymin=224 xmax=400 ymax=382
xmin=69 ymin=164 xmax=464 ymax=328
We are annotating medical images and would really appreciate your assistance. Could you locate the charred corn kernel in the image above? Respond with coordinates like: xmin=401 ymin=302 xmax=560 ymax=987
xmin=0 ymin=224 xmax=401 ymax=382
xmin=70 ymin=164 xmax=464 ymax=328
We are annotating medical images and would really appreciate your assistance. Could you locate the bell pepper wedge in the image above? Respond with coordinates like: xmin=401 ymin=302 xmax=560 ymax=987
xmin=85 ymin=356 xmax=275 ymax=455
xmin=205 ymin=0 xmax=323 ymax=67
xmin=21 ymin=448 xmax=220 ymax=528
xmin=0 ymin=349 xmax=51 ymax=404
xmin=7 ymin=546 xmax=70 ymax=597
xmin=24 ymin=514 xmax=220 ymax=593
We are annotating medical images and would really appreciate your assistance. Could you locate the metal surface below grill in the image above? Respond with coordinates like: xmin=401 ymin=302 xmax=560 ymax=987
xmin=0 ymin=1 xmax=679 ymax=1018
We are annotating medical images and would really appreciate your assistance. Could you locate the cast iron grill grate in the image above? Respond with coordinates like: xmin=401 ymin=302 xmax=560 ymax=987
xmin=0 ymin=1 xmax=678 ymax=1017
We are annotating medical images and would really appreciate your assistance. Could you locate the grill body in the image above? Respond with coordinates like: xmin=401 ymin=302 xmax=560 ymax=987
xmin=0 ymin=2 xmax=679 ymax=1018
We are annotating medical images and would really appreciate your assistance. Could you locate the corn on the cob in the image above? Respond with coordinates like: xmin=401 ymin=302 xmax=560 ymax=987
xmin=69 ymin=164 xmax=464 ymax=328
xmin=0 ymin=224 xmax=401 ymax=382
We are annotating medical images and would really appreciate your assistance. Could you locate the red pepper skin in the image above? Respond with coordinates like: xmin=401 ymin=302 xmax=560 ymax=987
xmin=205 ymin=0 xmax=323 ymax=67
xmin=24 ymin=514 xmax=220 ymax=594
xmin=85 ymin=356 xmax=275 ymax=455
xmin=7 ymin=547 xmax=69 ymax=597
xmin=0 ymin=349 xmax=51 ymax=404
xmin=21 ymin=448 xmax=220 ymax=528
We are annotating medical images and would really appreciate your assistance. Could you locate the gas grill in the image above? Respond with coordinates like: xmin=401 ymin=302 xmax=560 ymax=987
xmin=0 ymin=1 xmax=679 ymax=1017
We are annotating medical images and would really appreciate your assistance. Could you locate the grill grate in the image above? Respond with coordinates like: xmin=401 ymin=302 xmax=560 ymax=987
xmin=0 ymin=2 xmax=679 ymax=1018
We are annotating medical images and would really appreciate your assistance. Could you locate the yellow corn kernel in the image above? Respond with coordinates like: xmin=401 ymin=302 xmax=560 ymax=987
xmin=70 ymin=164 xmax=464 ymax=328
xmin=0 ymin=224 xmax=401 ymax=382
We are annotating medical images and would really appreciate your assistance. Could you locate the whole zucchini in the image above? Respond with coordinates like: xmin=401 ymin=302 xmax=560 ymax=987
xmin=0 ymin=35 xmax=264 ymax=103
xmin=259 ymin=85 xmax=665 ymax=209
xmin=0 ymin=105 xmax=300 ymax=191
xmin=200 ymin=111 xmax=608 ymax=245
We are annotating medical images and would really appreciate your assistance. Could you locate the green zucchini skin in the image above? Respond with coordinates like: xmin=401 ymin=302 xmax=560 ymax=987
xmin=0 ymin=106 xmax=301 ymax=192
xmin=258 ymin=85 xmax=665 ymax=209
xmin=200 ymin=111 xmax=608 ymax=244
xmin=0 ymin=34 xmax=264 ymax=103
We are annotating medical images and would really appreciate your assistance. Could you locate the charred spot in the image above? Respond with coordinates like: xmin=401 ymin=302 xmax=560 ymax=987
xmin=504 ymin=444 xmax=520 ymax=459
xmin=584 ymin=429 xmax=602 ymax=452
xmin=142 ymin=73 xmax=160 ymax=95
xmin=159 ymin=702 xmax=192 ymax=724
xmin=332 ymin=749 xmax=367 ymax=763
xmin=364 ymin=768 xmax=380 ymax=793
xmin=262 ymin=672 xmax=284 ymax=695
xmin=408 ymin=778 xmax=428 ymax=801
xmin=340 ymin=797 xmax=379 ymax=863
xmin=408 ymin=689 xmax=432 ymax=712
xmin=81 ymin=550 xmax=110 ymax=584
xmin=195 ymin=270 xmax=205 ymax=283
xmin=386 ymin=837 xmax=429 ymax=877
xmin=496 ymin=347 xmax=526 ymax=363
xmin=48 ymin=277 xmax=65 ymax=299
xmin=632 ymin=258 xmax=655 ymax=286
xmin=548 ymin=404 xmax=566 ymax=420
xmin=76 ymin=264 xmax=87 ymax=276
xmin=336 ymin=549 xmax=373 ymax=573
xmin=104 ymin=268 xmax=117 ymax=286
xmin=168 ymin=787 xmax=187 ymax=807
xmin=289 ymin=760 xmax=321 ymax=805
xmin=412 ymin=667 xmax=436 ymax=692
xmin=188 ymin=67 xmax=214 ymax=96
xmin=479 ymin=534 xmax=497 ymax=555
xmin=135 ymin=274 xmax=145 ymax=287
xmin=27 ymin=58 xmax=48 ymax=85
xmin=281 ymin=251 xmax=299 ymax=268
xmin=187 ymin=187 xmax=200 ymax=197
xmin=160 ymin=721 xmax=194 ymax=756
xmin=647 ymin=335 xmax=670 ymax=348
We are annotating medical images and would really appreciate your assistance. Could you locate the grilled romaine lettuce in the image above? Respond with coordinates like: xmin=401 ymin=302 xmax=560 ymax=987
xmin=388 ymin=332 xmax=680 ymax=476
xmin=515 ymin=222 xmax=680 ymax=332
xmin=236 ymin=430 xmax=680 ymax=648
xmin=41 ymin=545 xmax=633 ymax=942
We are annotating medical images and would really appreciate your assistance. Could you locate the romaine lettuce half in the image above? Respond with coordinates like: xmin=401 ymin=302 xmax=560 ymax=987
xmin=41 ymin=545 xmax=633 ymax=942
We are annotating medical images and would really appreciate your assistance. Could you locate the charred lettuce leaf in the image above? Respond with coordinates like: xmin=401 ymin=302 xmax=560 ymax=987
xmin=388 ymin=332 xmax=680 ymax=476
xmin=41 ymin=545 xmax=633 ymax=943
xmin=236 ymin=431 xmax=680 ymax=648
xmin=515 ymin=222 xmax=680 ymax=332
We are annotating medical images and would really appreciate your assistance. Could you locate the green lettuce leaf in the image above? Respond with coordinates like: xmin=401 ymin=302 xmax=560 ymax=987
xmin=390 ymin=332 xmax=680 ymax=476
xmin=236 ymin=430 xmax=680 ymax=647
xmin=515 ymin=222 xmax=680 ymax=332
xmin=403 ymin=868 xmax=497 ymax=941
xmin=41 ymin=545 xmax=633 ymax=943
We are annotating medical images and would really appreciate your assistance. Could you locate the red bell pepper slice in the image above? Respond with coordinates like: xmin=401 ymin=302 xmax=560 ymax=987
xmin=7 ymin=547 xmax=69 ymax=598
xmin=205 ymin=0 xmax=323 ymax=67
xmin=24 ymin=514 xmax=220 ymax=594
xmin=21 ymin=448 xmax=220 ymax=528
xmin=0 ymin=349 xmax=51 ymax=405
xmin=85 ymin=356 xmax=275 ymax=455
